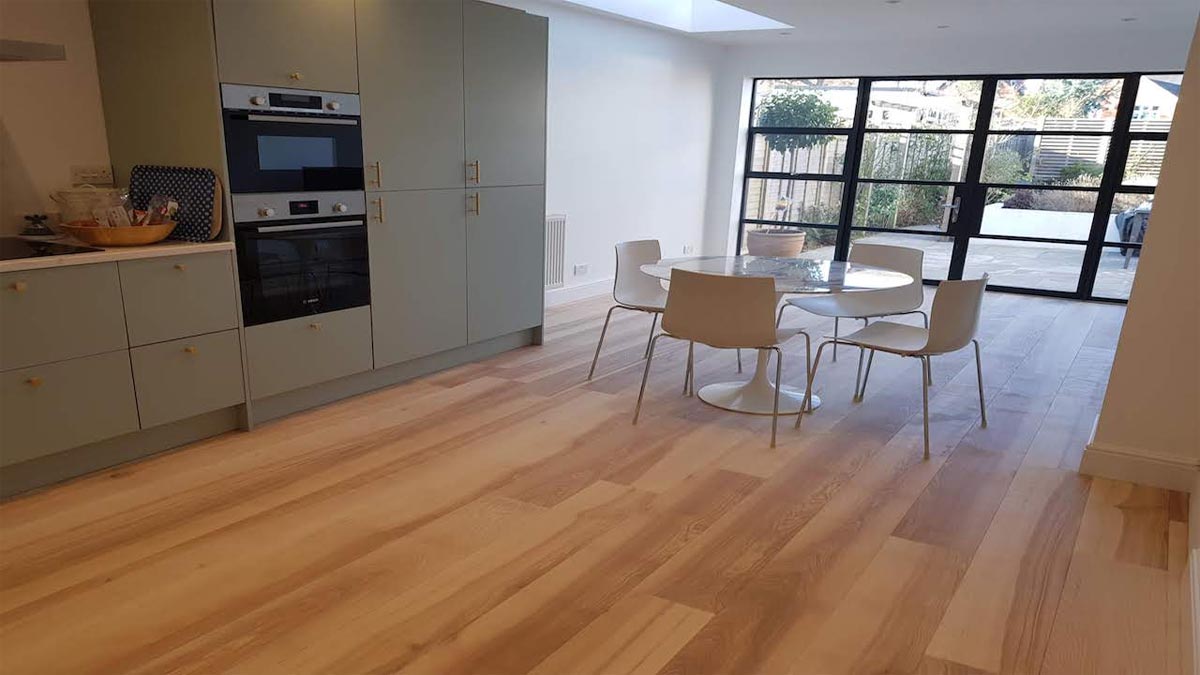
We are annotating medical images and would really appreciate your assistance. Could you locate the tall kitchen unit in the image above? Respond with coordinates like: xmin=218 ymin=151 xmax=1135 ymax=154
xmin=357 ymin=0 xmax=548 ymax=368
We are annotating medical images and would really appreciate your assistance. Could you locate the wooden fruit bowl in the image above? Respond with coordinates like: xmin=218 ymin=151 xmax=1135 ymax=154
xmin=61 ymin=221 xmax=177 ymax=247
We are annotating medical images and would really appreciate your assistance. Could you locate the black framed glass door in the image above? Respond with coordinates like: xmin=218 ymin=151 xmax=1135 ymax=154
xmin=738 ymin=72 xmax=1183 ymax=303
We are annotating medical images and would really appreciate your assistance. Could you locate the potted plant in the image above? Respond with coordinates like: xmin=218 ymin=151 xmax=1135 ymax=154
xmin=746 ymin=227 xmax=807 ymax=257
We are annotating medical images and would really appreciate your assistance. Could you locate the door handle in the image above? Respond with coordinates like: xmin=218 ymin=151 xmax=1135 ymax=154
xmin=368 ymin=162 xmax=382 ymax=188
xmin=372 ymin=198 xmax=385 ymax=223
xmin=466 ymin=160 xmax=480 ymax=184
xmin=943 ymin=195 xmax=962 ymax=224
xmin=467 ymin=192 xmax=480 ymax=215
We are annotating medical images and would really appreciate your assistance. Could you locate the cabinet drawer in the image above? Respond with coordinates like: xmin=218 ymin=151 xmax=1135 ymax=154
xmin=119 ymin=252 xmax=239 ymax=346
xmin=0 ymin=263 xmax=128 ymax=370
xmin=130 ymin=330 xmax=245 ymax=428
xmin=245 ymin=306 xmax=372 ymax=399
xmin=0 ymin=351 xmax=139 ymax=466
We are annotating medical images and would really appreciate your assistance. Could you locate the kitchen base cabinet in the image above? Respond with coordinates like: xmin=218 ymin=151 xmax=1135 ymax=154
xmin=245 ymin=306 xmax=373 ymax=400
xmin=130 ymin=330 xmax=245 ymax=429
xmin=0 ymin=350 xmax=139 ymax=466
xmin=466 ymin=185 xmax=545 ymax=343
xmin=0 ymin=262 xmax=128 ymax=370
xmin=119 ymin=252 xmax=240 ymax=347
xmin=370 ymin=190 xmax=468 ymax=368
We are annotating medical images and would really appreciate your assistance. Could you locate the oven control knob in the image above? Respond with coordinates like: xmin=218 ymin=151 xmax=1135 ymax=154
xmin=250 ymin=95 xmax=267 ymax=106
xmin=258 ymin=207 xmax=276 ymax=218
xmin=326 ymin=101 xmax=342 ymax=111
xmin=333 ymin=202 xmax=349 ymax=213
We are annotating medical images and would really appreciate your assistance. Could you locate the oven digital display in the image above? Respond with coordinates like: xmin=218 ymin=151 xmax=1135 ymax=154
xmin=289 ymin=200 xmax=320 ymax=215
xmin=268 ymin=92 xmax=323 ymax=110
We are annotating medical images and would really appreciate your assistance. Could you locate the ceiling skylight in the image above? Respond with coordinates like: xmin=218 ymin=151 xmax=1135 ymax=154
xmin=559 ymin=0 xmax=791 ymax=33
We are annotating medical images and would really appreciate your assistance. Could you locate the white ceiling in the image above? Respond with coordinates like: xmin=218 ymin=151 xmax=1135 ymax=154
xmin=706 ymin=0 xmax=1200 ymax=45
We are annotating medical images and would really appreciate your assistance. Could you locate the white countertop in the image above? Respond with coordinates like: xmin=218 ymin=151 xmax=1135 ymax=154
xmin=0 ymin=238 xmax=235 ymax=274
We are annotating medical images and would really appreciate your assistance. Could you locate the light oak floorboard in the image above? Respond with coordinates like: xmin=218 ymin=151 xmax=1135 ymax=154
xmin=0 ymin=292 xmax=1182 ymax=675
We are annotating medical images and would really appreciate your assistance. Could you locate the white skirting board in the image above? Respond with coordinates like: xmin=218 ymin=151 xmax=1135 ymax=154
xmin=544 ymin=277 xmax=613 ymax=307
xmin=1078 ymin=416 xmax=1200 ymax=493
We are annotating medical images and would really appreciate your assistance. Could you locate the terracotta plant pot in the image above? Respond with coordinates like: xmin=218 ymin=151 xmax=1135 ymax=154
xmin=746 ymin=230 xmax=807 ymax=257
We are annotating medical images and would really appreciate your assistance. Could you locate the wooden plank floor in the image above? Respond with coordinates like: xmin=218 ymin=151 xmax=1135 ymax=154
xmin=0 ymin=291 xmax=1188 ymax=674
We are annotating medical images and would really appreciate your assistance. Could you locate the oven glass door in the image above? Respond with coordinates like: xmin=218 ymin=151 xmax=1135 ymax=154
xmin=224 ymin=110 xmax=364 ymax=193
xmin=235 ymin=219 xmax=370 ymax=326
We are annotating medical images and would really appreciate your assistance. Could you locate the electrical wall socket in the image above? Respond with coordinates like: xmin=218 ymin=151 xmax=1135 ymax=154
xmin=573 ymin=263 xmax=589 ymax=277
xmin=683 ymin=244 xmax=695 ymax=254
xmin=70 ymin=165 xmax=114 ymax=186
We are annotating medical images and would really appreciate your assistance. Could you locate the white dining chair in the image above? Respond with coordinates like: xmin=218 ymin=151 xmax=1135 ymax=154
xmin=777 ymin=244 xmax=928 ymax=365
xmin=633 ymin=268 xmax=801 ymax=447
xmin=796 ymin=275 xmax=989 ymax=460
xmin=587 ymin=240 xmax=668 ymax=380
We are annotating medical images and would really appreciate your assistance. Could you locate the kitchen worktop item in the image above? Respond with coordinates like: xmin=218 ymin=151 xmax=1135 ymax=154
xmin=61 ymin=222 xmax=177 ymax=247
xmin=128 ymin=165 xmax=222 ymax=242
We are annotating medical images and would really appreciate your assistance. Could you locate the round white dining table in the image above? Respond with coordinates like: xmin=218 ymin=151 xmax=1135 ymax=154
xmin=639 ymin=255 xmax=913 ymax=415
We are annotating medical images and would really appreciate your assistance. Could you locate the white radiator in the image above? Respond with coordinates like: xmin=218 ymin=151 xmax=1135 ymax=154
xmin=545 ymin=213 xmax=566 ymax=289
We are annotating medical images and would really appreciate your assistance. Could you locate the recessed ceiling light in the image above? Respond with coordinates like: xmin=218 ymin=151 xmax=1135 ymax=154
xmin=884 ymin=0 xmax=902 ymax=4
xmin=1121 ymin=16 xmax=1138 ymax=21
xmin=936 ymin=24 xmax=950 ymax=29
xmin=779 ymin=31 xmax=793 ymax=36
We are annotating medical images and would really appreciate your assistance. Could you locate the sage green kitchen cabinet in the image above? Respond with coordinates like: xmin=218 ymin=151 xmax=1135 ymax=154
xmin=357 ymin=0 xmax=466 ymax=191
xmin=0 ymin=263 xmax=127 ymax=370
xmin=466 ymin=185 xmax=545 ymax=343
xmin=119 ymin=252 xmax=239 ymax=347
xmin=0 ymin=350 xmax=139 ymax=466
xmin=212 ymin=0 xmax=358 ymax=93
xmin=464 ymin=1 xmax=548 ymax=188
xmin=369 ymin=190 xmax=468 ymax=367
xmin=130 ymin=329 xmax=245 ymax=428
xmin=245 ymin=306 xmax=373 ymax=399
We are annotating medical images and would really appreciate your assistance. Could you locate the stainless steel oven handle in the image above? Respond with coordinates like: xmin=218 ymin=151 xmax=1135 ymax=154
xmin=245 ymin=114 xmax=360 ymax=126
xmin=251 ymin=220 xmax=365 ymax=233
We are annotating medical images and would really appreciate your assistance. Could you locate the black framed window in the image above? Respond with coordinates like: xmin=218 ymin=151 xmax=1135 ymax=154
xmin=737 ymin=71 xmax=1183 ymax=303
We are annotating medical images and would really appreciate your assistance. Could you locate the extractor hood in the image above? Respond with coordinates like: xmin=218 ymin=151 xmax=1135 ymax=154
xmin=0 ymin=39 xmax=66 ymax=62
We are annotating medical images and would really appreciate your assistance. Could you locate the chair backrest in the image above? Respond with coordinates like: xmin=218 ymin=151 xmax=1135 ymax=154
xmin=849 ymin=243 xmax=924 ymax=312
xmin=661 ymin=269 xmax=779 ymax=349
xmin=924 ymin=275 xmax=988 ymax=354
xmin=613 ymin=239 xmax=664 ymax=306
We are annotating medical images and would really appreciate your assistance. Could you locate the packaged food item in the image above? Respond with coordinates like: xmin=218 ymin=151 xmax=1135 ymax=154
xmin=134 ymin=195 xmax=180 ymax=226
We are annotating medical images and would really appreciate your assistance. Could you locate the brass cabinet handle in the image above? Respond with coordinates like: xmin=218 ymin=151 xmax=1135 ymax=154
xmin=183 ymin=346 xmax=198 ymax=354
xmin=466 ymin=160 xmax=480 ymax=184
xmin=371 ymin=197 xmax=386 ymax=223
xmin=174 ymin=263 xmax=187 ymax=271
xmin=25 ymin=376 xmax=42 ymax=387
xmin=10 ymin=281 xmax=28 ymax=292
xmin=369 ymin=161 xmax=382 ymax=188
xmin=467 ymin=192 xmax=480 ymax=216
xmin=289 ymin=71 xmax=303 ymax=81
xmin=309 ymin=322 xmax=322 ymax=331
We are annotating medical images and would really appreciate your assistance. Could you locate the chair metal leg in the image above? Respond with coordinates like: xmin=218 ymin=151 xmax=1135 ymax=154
xmin=770 ymin=347 xmax=783 ymax=448
xmin=776 ymin=303 xmax=788 ymax=328
xmin=800 ymin=331 xmax=813 ymax=412
xmin=736 ymin=348 xmax=743 ymax=374
xmin=856 ymin=350 xmax=875 ymax=401
xmin=644 ymin=314 xmax=658 ymax=358
xmin=920 ymin=356 xmax=931 ymax=460
xmin=973 ymin=339 xmax=988 ymax=428
xmin=632 ymin=334 xmax=664 ymax=424
xmin=682 ymin=341 xmax=695 ymax=397
xmin=919 ymin=310 xmax=929 ymax=329
xmin=833 ymin=317 xmax=839 ymax=362
xmin=854 ymin=346 xmax=866 ymax=402
xmin=587 ymin=305 xmax=619 ymax=380
xmin=797 ymin=341 xmax=831 ymax=429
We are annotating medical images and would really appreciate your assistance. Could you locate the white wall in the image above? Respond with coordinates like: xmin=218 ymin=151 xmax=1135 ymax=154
xmin=0 ymin=0 xmax=110 ymax=235
xmin=702 ymin=24 xmax=1198 ymax=255
xmin=495 ymin=0 xmax=721 ymax=301
xmin=1080 ymin=21 xmax=1199 ymax=492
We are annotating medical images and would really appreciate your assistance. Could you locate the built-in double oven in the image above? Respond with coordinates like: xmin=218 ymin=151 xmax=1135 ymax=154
xmin=221 ymin=84 xmax=370 ymax=327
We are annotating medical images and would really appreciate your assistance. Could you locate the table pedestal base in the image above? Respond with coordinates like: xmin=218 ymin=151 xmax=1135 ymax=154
xmin=697 ymin=349 xmax=821 ymax=416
